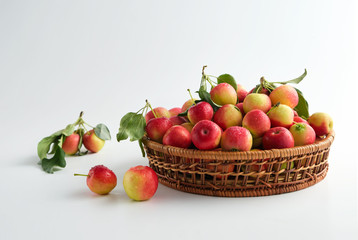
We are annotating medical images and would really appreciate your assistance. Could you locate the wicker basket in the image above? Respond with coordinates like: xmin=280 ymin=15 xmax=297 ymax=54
xmin=142 ymin=131 xmax=335 ymax=197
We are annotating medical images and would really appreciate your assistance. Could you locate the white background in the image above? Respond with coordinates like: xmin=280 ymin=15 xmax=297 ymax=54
xmin=0 ymin=0 xmax=357 ymax=239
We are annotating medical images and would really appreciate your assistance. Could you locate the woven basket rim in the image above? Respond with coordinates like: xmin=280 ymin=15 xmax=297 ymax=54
xmin=142 ymin=130 xmax=335 ymax=161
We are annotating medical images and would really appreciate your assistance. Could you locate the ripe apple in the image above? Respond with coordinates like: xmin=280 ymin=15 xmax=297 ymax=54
xmin=220 ymin=126 xmax=252 ymax=151
xmin=145 ymin=107 xmax=170 ymax=123
xmin=243 ymin=93 xmax=272 ymax=113
xmin=145 ymin=117 xmax=173 ymax=143
xmin=187 ymin=101 xmax=214 ymax=125
xmin=308 ymin=112 xmax=333 ymax=137
xmin=237 ymin=84 xmax=248 ymax=102
xmin=74 ymin=165 xmax=117 ymax=195
xmin=163 ymin=125 xmax=191 ymax=148
xmin=267 ymin=104 xmax=294 ymax=128
xmin=168 ymin=107 xmax=182 ymax=117
xmin=62 ymin=133 xmax=80 ymax=155
xmin=262 ymin=127 xmax=294 ymax=150
xmin=181 ymin=122 xmax=194 ymax=133
xmin=289 ymin=116 xmax=308 ymax=128
xmin=289 ymin=123 xmax=316 ymax=146
xmin=83 ymin=129 xmax=105 ymax=153
xmin=191 ymin=120 xmax=222 ymax=150
xmin=181 ymin=99 xmax=197 ymax=112
xmin=123 ymin=165 xmax=158 ymax=201
xmin=169 ymin=116 xmax=187 ymax=125
xmin=210 ymin=83 xmax=237 ymax=105
xmin=213 ymin=104 xmax=243 ymax=130
xmin=269 ymin=85 xmax=299 ymax=109
xmin=235 ymin=102 xmax=245 ymax=116
xmin=242 ymin=109 xmax=271 ymax=138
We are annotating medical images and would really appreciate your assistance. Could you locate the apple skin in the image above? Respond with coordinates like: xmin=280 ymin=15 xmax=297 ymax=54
xmin=169 ymin=116 xmax=187 ymax=125
xmin=168 ymin=107 xmax=182 ymax=117
xmin=86 ymin=165 xmax=117 ymax=195
xmin=163 ymin=125 xmax=192 ymax=148
xmin=123 ymin=165 xmax=158 ymax=201
xmin=83 ymin=130 xmax=105 ymax=153
xmin=235 ymin=102 xmax=245 ymax=116
xmin=145 ymin=117 xmax=173 ymax=143
xmin=262 ymin=127 xmax=295 ymax=150
xmin=269 ymin=85 xmax=299 ymax=109
xmin=242 ymin=109 xmax=271 ymax=138
xmin=145 ymin=107 xmax=170 ymax=123
xmin=181 ymin=122 xmax=194 ymax=133
xmin=249 ymin=87 xmax=270 ymax=95
xmin=62 ymin=133 xmax=80 ymax=155
xmin=243 ymin=93 xmax=272 ymax=113
xmin=187 ymin=101 xmax=214 ymax=125
xmin=289 ymin=123 xmax=316 ymax=146
xmin=210 ymin=83 xmax=237 ymax=105
xmin=220 ymin=126 xmax=252 ymax=151
xmin=237 ymin=84 xmax=248 ymax=102
xmin=191 ymin=120 xmax=222 ymax=150
xmin=267 ymin=104 xmax=294 ymax=128
xmin=181 ymin=99 xmax=197 ymax=112
xmin=213 ymin=104 xmax=243 ymax=130
xmin=289 ymin=116 xmax=308 ymax=128
xmin=308 ymin=112 xmax=333 ymax=137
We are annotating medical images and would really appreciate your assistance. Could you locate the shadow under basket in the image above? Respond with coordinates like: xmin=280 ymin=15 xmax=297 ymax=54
xmin=142 ymin=131 xmax=335 ymax=197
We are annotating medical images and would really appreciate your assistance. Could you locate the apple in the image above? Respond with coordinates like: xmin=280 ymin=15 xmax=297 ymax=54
xmin=62 ymin=133 xmax=80 ymax=155
xmin=145 ymin=107 xmax=170 ymax=123
xmin=243 ymin=93 xmax=272 ymax=113
xmin=237 ymin=84 xmax=248 ymax=102
xmin=308 ymin=112 xmax=333 ymax=137
xmin=235 ymin=102 xmax=245 ymax=116
xmin=168 ymin=107 xmax=182 ymax=117
xmin=262 ymin=127 xmax=294 ymax=150
xmin=163 ymin=125 xmax=191 ymax=148
xmin=181 ymin=122 xmax=194 ymax=133
xmin=191 ymin=120 xmax=222 ymax=150
xmin=169 ymin=116 xmax=187 ymax=125
xmin=267 ymin=104 xmax=294 ymax=128
xmin=242 ymin=109 xmax=271 ymax=138
xmin=181 ymin=99 xmax=197 ymax=112
xmin=213 ymin=104 xmax=243 ymax=130
xmin=289 ymin=123 xmax=316 ymax=146
xmin=74 ymin=165 xmax=117 ymax=195
xmin=145 ymin=117 xmax=173 ymax=143
xmin=83 ymin=129 xmax=105 ymax=153
xmin=123 ymin=165 xmax=158 ymax=201
xmin=187 ymin=101 xmax=214 ymax=125
xmin=220 ymin=126 xmax=252 ymax=151
xmin=269 ymin=85 xmax=299 ymax=109
xmin=289 ymin=116 xmax=308 ymax=128
xmin=210 ymin=83 xmax=237 ymax=105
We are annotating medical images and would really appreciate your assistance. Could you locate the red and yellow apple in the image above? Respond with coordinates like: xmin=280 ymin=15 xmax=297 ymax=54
xmin=62 ymin=133 xmax=80 ymax=155
xmin=145 ymin=117 xmax=173 ymax=143
xmin=236 ymin=84 xmax=248 ymax=102
xmin=210 ymin=83 xmax=237 ymax=105
xmin=269 ymin=85 xmax=298 ymax=109
xmin=262 ymin=127 xmax=294 ymax=150
xmin=220 ymin=126 xmax=252 ymax=151
xmin=243 ymin=93 xmax=272 ymax=113
xmin=187 ymin=101 xmax=213 ymax=125
xmin=267 ymin=104 xmax=294 ymax=128
xmin=289 ymin=123 xmax=316 ymax=146
xmin=168 ymin=107 xmax=182 ymax=117
xmin=242 ymin=109 xmax=271 ymax=138
xmin=163 ymin=125 xmax=192 ymax=148
xmin=83 ymin=129 xmax=105 ymax=153
xmin=308 ymin=112 xmax=333 ymax=137
xmin=145 ymin=107 xmax=170 ymax=123
xmin=191 ymin=120 xmax=222 ymax=150
xmin=213 ymin=104 xmax=243 ymax=130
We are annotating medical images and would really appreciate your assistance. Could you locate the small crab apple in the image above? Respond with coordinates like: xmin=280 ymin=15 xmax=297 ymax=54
xmin=145 ymin=117 xmax=173 ymax=143
xmin=242 ymin=109 xmax=271 ymax=138
xmin=169 ymin=116 xmax=187 ymax=126
xmin=269 ymin=85 xmax=299 ymax=109
xmin=181 ymin=122 xmax=194 ymax=133
xmin=262 ymin=127 xmax=294 ymax=150
xmin=220 ymin=126 xmax=252 ymax=151
xmin=62 ymin=133 xmax=80 ymax=155
xmin=168 ymin=107 xmax=182 ymax=117
xmin=289 ymin=123 xmax=316 ymax=146
xmin=267 ymin=104 xmax=294 ymax=128
xmin=235 ymin=102 xmax=245 ymax=116
xmin=187 ymin=101 xmax=214 ymax=125
xmin=308 ymin=112 xmax=333 ymax=137
xmin=243 ymin=93 xmax=272 ymax=113
xmin=163 ymin=125 xmax=192 ymax=148
xmin=74 ymin=165 xmax=117 ymax=195
xmin=145 ymin=107 xmax=170 ymax=123
xmin=191 ymin=120 xmax=222 ymax=150
xmin=213 ymin=104 xmax=243 ymax=130
xmin=210 ymin=83 xmax=237 ymax=105
xmin=181 ymin=99 xmax=197 ymax=112
xmin=123 ymin=165 xmax=158 ymax=201
xmin=83 ymin=129 xmax=105 ymax=153
xmin=289 ymin=116 xmax=308 ymax=128
xmin=237 ymin=84 xmax=248 ymax=102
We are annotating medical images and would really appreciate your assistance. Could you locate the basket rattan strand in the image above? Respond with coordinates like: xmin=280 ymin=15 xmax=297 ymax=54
xmin=142 ymin=131 xmax=335 ymax=197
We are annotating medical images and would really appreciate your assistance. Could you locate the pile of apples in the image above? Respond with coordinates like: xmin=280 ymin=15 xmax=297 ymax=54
xmin=145 ymin=76 xmax=333 ymax=152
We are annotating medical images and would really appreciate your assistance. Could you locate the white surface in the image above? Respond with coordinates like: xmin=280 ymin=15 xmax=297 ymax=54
xmin=0 ymin=0 xmax=357 ymax=239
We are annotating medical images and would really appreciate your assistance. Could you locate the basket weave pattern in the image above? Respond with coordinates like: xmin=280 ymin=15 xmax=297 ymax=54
xmin=142 ymin=131 xmax=335 ymax=197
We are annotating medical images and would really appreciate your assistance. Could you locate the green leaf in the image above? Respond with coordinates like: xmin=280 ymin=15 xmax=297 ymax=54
xmin=217 ymin=74 xmax=237 ymax=91
xmin=294 ymin=88 xmax=309 ymax=119
xmin=196 ymin=89 xmax=221 ymax=111
xmin=37 ymin=124 xmax=76 ymax=160
xmin=117 ymin=112 xmax=146 ymax=142
xmin=40 ymin=147 xmax=66 ymax=174
xmin=94 ymin=123 xmax=111 ymax=140
xmin=178 ymin=108 xmax=190 ymax=117
xmin=272 ymin=69 xmax=307 ymax=85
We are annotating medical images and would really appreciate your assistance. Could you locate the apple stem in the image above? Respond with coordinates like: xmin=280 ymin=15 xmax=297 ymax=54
xmin=202 ymin=65 xmax=207 ymax=76
xmin=74 ymin=173 xmax=88 ymax=177
xmin=187 ymin=89 xmax=196 ymax=105
xmin=266 ymin=102 xmax=280 ymax=115
xmin=146 ymin=100 xmax=158 ymax=118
